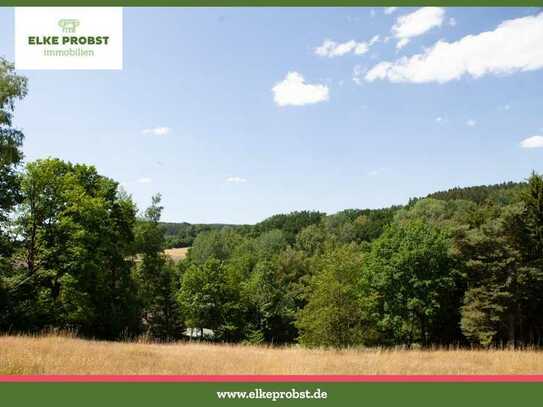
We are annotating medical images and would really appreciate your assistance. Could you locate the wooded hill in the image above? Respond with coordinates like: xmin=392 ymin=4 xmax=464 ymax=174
xmin=161 ymin=222 xmax=247 ymax=249
xmin=163 ymin=181 xmax=524 ymax=248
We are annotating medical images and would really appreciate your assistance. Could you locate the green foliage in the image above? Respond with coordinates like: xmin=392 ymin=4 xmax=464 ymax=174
xmin=520 ymin=173 xmax=543 ymax=258
xmin=423 ymin=181 xmax=525 ymax=205
xmin=0 ymin=58 xmax=27 ymax=259
xmin=458 ymin=175 xmax=543 ymax=346
xmin=461 ymin=287 xmax=505 ymax=346
xmin=295 ymin=224 xmax=327 ymax=255
xmin=458 ymin=210 xmax=523 ymax=345
xmin=189 ymin=229 xmax=244 ymax=264
xmin=2 ymin=64 xmax=543 ymax=348
xmin=363 ymin=220 xmax=460 ymax=346
xmin=178 ymin=258 xmax=226 ymax=337
xmin=161 ymin=222 xmax=245 ymax=249
xmin=254 ymin=211 xmax=325 ymax=243
xmin=297 ymin=244 xmax=367 ymax=348
xmin=254 ymin=229 xmax=288 ymax=259
xmin=9 ymin=158 xmax=140 ymax=338
xmin=0 ymin=59 xmax=27 ymax=329
xmin=241 ymin=248 xmax=309 ymax=344
xmin=0 ymin=58 xmax=27 ymax=127
xmin=396 ymin=198 xmax=475 ymax=230
xmin=135 ymin=195 xmax=182 ymax=340
xmin=323 ymin=207 xmax=398 ymax=245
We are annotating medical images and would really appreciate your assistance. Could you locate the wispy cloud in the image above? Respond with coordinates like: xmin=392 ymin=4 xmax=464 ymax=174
xmin=466 ymin=119 xmax=477 ymax=127
xmin=226 ymin=176 xmax=247 ymax=183
xmin=392 ymin=7 xmax=445 ymax=49
xmin=521 ymin=135 xmax=543 ymax=149
xmin=366 ymin=12 xmax=543 ymax=83
xmin=142 ymin=127 xmax=170 ymax=136
xmin=137 ymin=177 xmax=152 ymax=184
xmin=314 ymin=36 xmax=379 ymax=58
xmin=272 ymin=72 xmax=329 ymax=107
xmin=352 ymin=65 xmax=366 ymax=85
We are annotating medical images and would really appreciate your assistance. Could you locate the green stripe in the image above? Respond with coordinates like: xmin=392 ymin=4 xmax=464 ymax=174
xmin=3 ymin=382 xmax=543 ymax=407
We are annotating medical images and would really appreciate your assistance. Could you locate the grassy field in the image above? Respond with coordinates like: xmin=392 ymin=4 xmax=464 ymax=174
xmin=2 ymin=334 xmax=543 ymax=375
xmin=164 ymin=247 xmax=189 ymax=262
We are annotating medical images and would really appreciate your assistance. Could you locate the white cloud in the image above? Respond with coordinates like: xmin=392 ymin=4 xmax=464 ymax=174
xmin=354 ymin=43 xmax=369 ymax=55
xmin=435 ymin=116 xmax=444 ymax=123
xmin=449 ymin=17 xmax=457 ymax=27
xmin=142 ymin=127 xmax=170 ymax=136
xmin=315 ymin=36 xmax=379 ymax=58
xmin=466 ymin=119 xmax=477 ymax=127
xmin=384 ymin=7 xmax=398 ymax=15
xmin=272 ymin=72 xmax=329 ymax=107
xmin=352 ymin=65 xmax=366 ymax=85
xmin=392 ymin=7 xmax=445 ymax=49
xmin=396 ymin=38 xmax=410 ymax=49
xmin=368 ymin=170 xmax=380 ymax=176
xmin=366 ymin=12 xmax=543 ymax=83
xmin=521 ymin=135 xmax=543 ymax=149
xmin=315 ymin=40 xmax=353 ymax=57
xmin=137 ymin=177 xmax=152 ymax=184
xmin=226 ymin=176 xmax=247 ymax=183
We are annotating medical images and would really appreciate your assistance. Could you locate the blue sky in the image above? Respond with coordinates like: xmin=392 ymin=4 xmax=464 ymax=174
xmin=1 ymin=7 xmax=542 ymax=224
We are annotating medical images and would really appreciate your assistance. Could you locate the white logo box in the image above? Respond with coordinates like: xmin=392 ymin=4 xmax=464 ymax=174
xmin=15 ymin=7 xmax=123 ymax=70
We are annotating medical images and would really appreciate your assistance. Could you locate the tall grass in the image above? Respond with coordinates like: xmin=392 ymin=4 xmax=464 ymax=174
xmin=1 ymin=333 xmax=543 ymax=375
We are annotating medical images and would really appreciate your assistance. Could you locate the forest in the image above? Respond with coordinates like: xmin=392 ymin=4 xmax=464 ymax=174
xmin=161 ymin=222 xmax=245 ymax=249
xmin=1 ymin=58 xmax=543 ymax=348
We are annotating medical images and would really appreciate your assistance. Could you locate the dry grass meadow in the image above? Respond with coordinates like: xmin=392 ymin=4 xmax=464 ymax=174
xmin=2 ymin=334 xmax=543 ymax=375
xmin=164 ymin=247 xmax=189 ymax=262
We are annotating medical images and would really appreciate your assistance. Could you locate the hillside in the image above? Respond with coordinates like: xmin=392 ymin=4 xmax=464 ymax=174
xmin=423 ymin=181 xmax=525 ymax=204
xmin=163 ymin=180 xmax=525 ymax=247
xmin=161 ymin=222 xmax=248 ymax=248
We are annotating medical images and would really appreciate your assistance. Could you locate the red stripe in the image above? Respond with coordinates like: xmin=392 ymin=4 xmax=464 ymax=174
xmin=1 ymin=375 xmax=543 ymax=382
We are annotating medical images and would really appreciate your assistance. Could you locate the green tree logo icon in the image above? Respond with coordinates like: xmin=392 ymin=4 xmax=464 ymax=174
xmin=58 ymin=19 xmax=80 ymax=33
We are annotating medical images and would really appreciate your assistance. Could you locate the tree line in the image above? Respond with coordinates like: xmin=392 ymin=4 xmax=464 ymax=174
xmin=1 ymin=58 xmax=542 ymax=347
xmin=161 ymin=222 xmax=245 ymax=249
